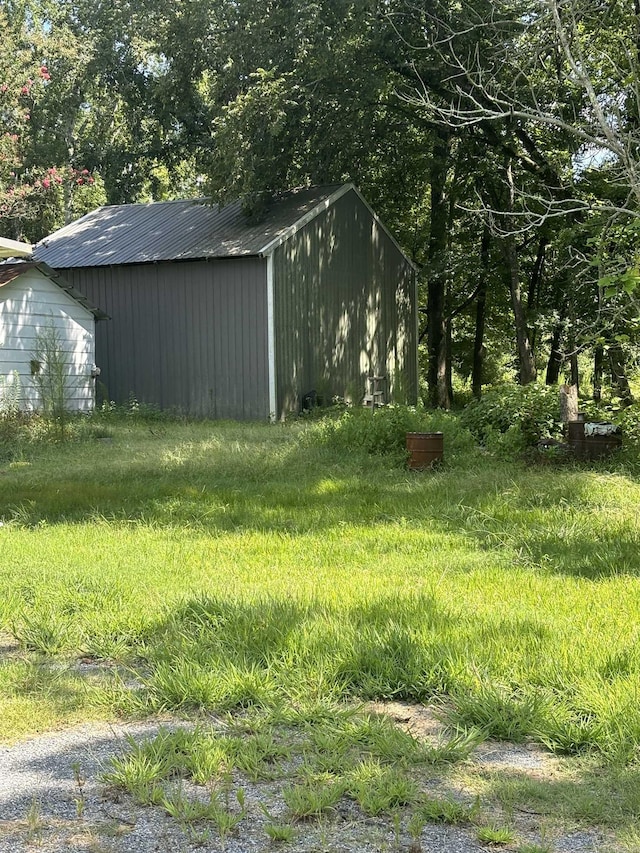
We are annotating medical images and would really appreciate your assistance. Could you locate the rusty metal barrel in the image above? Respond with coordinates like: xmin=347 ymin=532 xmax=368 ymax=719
xmin=406 ymin=432 xmax=444 ymax=470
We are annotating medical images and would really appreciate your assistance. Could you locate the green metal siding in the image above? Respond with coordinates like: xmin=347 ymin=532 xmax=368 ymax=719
xmin=272 ymin=191 xmax=417 ymax=415
xmin=61 ymin=258 xmax=270 ymax=419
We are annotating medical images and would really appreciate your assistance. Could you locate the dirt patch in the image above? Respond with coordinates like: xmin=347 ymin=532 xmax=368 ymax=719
xmin=366 ymin=699 xmax=448 ymax=742
xmin=0 ymin=632 xmax=22 ymax=662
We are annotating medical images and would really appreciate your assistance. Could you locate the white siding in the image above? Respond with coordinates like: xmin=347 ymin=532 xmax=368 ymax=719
xmin=0 ymin=268 xmax=96 ymax=411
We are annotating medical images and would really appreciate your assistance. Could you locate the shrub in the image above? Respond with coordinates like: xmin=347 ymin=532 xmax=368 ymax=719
xmin=311 ymin=405 xmax=477 ymax=465
xmin=0 ymin=410 xmax=34 ymax=462
xmin=460 ymin=384 xmax=563 ymax=449
xmin=97 ymin=396 xmax=170 ymax=421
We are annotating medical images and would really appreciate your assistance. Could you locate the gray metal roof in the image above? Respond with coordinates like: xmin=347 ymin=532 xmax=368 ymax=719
xmin=33 ymin=185 xmax=348 ymax=269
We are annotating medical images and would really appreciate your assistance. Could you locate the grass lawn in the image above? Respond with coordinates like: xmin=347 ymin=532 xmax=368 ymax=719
xmin=2 ymin=413 xmax=640 ymax=846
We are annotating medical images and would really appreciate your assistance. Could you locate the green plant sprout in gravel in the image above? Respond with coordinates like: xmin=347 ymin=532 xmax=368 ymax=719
xmin=476 ymin=824 xmax=516 ymax=845
xmin=264 ymin=822 xmax=296 ymax=843
xmin=416 ymin=795 xmax=479 ymax=825
xmin=102 ymin=714 xmax=478 ymax=834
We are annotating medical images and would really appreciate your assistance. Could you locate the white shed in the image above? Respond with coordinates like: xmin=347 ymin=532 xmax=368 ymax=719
xmin=0 ymin=260 xmax=107 ymax=412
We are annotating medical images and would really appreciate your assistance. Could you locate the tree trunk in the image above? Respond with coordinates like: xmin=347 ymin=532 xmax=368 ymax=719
xmin=527 ymin=237 xmax=548 ymax=310
xmin=546 ymin=324 xmax=564 ymax=384
xmin=545 ymin=295 xmax=567 ymax=384
xmin=569 ymin=349 xmax=579 ymax=390
xmin=527 ymin=237 xmax=548 ymax=353
xmin=561 ymin=289 xmax=579 ymax=392
xmin=502 ymin=234 xmax=537 ymax=384
xmin=609 ymin=343 xmax=634 ymax=404
xmin=560 ymin=384 xmax=579 ymax=423
xmin=472 ymin=226 xmax=490 ymax=399
xmin=502 ymin=161 xmax=537 ymax=384
xmin=593 ymin=343 xmax=603 ymax=402
xmin=440 ymin=315 xmax=453 ymax=408
xmin=426 ymin=127 xmax=451 ymax=408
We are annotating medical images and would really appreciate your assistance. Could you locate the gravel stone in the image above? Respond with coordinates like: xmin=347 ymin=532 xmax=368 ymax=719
xmin=0 ymin=715 xmax=622 ymax=852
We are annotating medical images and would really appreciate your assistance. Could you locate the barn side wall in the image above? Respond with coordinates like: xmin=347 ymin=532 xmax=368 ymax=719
xmin=60 ymin=258 xmax=270 ymax=419
xmin=0 ymin=269 xmax=95 ymax=411
xmin=272 ymin=191 xmax=417 ymax=416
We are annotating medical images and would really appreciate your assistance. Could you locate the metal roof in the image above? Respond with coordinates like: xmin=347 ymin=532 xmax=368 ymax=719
xmin=33 ymin=185 xmax=349 ymax=269
xmin=0 ymin=261 xmax=109 ymax=319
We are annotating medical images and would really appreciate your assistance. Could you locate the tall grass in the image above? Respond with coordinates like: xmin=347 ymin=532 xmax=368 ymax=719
xmin=1 ymin=413 xmax=640 ymax=761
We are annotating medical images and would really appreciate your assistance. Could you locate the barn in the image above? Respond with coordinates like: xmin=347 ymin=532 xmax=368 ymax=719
xmin=0 ymin=257 xmax=107 ymax=412
xmin=33 ymin=184 xmax=418 ymax=420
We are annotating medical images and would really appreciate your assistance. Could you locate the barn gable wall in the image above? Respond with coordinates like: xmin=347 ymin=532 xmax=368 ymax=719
xmin=61 ymin=258 xmax=270 ymax=420
xmin=0 ymin=268 xmax=95 ymax=411
xmin=272 ymin=190 xmax=417 ymax=415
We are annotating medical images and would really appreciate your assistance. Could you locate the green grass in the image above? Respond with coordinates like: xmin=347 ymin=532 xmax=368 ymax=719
xmin=476 ymin=824 xmax=516 ymax=845
xmin=1 ymin=414 xmax=640 ymax=769
xmin=4 ymin=411 xmax=640 ymax=847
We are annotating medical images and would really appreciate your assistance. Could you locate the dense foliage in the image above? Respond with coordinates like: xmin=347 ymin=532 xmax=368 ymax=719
xmin=315 ymin=405 xmax=477 ymax=464
xmin=2 ymin=0 xmax=640 ymax=403
xmin=460 ymin=385 xmax=564 ymax=447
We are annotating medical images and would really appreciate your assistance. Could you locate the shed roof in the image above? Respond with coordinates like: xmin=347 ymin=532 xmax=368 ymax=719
xmin=0 ymin=261 xmax=109 ymax=320
xmin=33 ymin=184 xmax=354 ymax=269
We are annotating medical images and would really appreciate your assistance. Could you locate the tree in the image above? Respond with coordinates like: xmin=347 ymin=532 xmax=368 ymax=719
xmin=0 ymin=6 xmax=51 ymax=238
xmin=5 ymin=0 xmax=639 ymax=403
xmin=388 ymin=0 xmax=640 ymax=398
xmin=0 ymin=2 xmax=108 ymax=240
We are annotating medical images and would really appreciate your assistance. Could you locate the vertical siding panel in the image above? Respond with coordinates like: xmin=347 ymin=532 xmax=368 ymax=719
xmin=182 ymin=264 xmax=191 ymax=412
xmin=240 ymin=263 xmax=248 ymax=418
xmin=151 ymin=266 xmax=163 ymax=408
xmin=62 ymin=258 xmax=269 ymax=420
xmin=211 ymin=269 xmax=221 ymax=419
xmin=198 ymin=263 xmax=210 ymax=418
xmin=201 ymin=263 xmax=212 ymax=418
xmin=184 ymin=264 xmax=194 ymax=413
xmin=273 ymin=189 xmax=416 ymax=416
xmin=233 ymin=263 xmax=242 ymax=418
xmin=188 ymin=263 xmax=200 ymax=414
xmin=225 ymin=264 xmax=234 ymax=418
xmin=158 ymin=270 xmax=170 ymax=409
xmin=187 ymin=264 xmax=200 ymax=415
xmin=242 ymin=267 xmax=249 ymax=419
xmin=240 ymin=264 xmax=248 ymax=418
xmin=243 ymin=265 xmax=250 ymax=419
xmin=218 ymin=266 xmax=230 ymax=418
xmin=247 ymin=264 xmax=255 ymax=418
xmin=244 ymin=265 xmax=256 ymax=419
xmin=175 ymin=264 xmax=186 ymax=410
xmin=207 ymin=262 xmax=217 ymax=418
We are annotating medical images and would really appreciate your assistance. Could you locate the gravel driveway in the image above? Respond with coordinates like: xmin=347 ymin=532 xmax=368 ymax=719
xmin=0 ymin=709 xmax=610 ymax=853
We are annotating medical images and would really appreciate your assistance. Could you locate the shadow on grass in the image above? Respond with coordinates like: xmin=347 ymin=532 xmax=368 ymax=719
xmin=138 ymin=594 xmax=558 ymax=718
xmin=78 ymin=591 xmax=636 ymax=763
xmin=140 ymin=593 xmax=460 ymax=708
xmin=1 ymin=424 xmax=640 ymax=578
xmin=481 ymin=762 xmax=640 ymax=832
